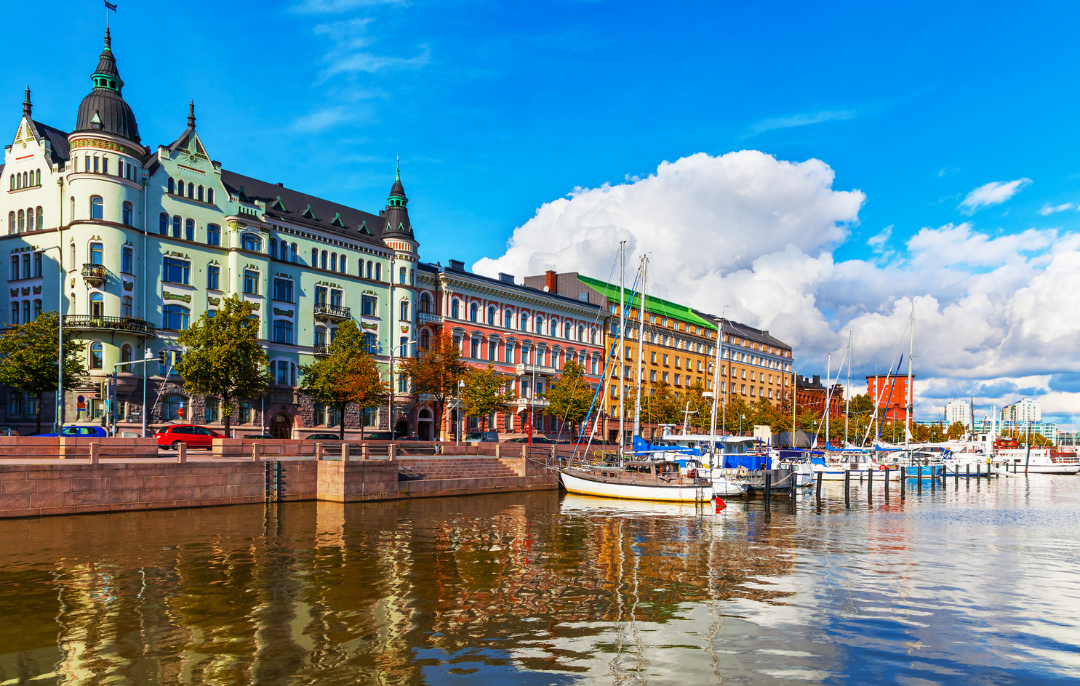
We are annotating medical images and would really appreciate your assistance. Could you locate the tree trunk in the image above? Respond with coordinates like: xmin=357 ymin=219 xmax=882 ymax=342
xmin=339 ymin=405 xmax=346 ymax=440
xmin=36 ymin=392 xmax=43 ymax=435
xmin=222 ymin=393 xmax=231 ymax=437
xmin=435 ymin=399 xmax=444 ymax=441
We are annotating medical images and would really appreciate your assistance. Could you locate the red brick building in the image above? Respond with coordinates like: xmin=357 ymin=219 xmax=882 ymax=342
xmin=866 ymin=374 xmax=913 ymax=422
xmin=414 ymin=260 xmax=607 ymax=439
xmin=795 ymin=375 xmax=844 ymax=418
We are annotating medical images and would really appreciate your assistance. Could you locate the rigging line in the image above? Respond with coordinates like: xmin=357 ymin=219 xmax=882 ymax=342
xmin=860 ymin=317 xmax=911 ymax=445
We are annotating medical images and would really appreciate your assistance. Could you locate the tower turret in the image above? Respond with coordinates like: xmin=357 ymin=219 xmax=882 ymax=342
xmin=74 ymin=28 xmax=140 ymax=143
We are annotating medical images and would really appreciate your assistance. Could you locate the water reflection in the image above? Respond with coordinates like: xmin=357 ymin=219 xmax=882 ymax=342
xmin=1 ymin=477 xmax=1079 ymax=684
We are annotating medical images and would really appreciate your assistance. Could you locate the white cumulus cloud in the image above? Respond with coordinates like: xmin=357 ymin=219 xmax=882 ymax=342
xmin=473 ymin=152 xmax=1080 ymax=425
xmin=1038 ymin=202 xmax=1074 ymax=216
xmin=959 ymin=178 xmax=1032 ymax=215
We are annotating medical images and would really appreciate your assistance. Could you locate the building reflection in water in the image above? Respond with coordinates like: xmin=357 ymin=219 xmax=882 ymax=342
xmin=0 ymin=491 xmax=808 ymax=684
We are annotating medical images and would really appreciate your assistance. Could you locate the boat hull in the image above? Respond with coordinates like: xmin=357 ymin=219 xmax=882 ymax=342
xmin=560 ymin=470 xmax=712 ymax=503
xmin=712 ymin=475 xmax=750 ymax=497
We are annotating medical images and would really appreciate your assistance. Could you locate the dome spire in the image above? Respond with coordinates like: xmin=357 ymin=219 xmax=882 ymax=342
xmin=22 ymin=86 xmax=31 ymax=118
xmin=188 ymin=100 xmax=196 ymax=129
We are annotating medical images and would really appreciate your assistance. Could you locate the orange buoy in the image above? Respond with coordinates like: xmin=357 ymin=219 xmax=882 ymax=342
xmin=714 ymin=498 xmax=726 ymax=512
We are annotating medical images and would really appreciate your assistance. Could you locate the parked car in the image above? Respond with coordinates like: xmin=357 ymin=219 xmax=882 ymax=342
xmin=34 ymin=425 xmax=109 ymax=438
xmin=504 ymin=436 xmax=557 ymax=444
xmin=155 ymin=425 xmax=223 ymax=450
xmin=0 ymin=426 xmax=19 ymax=436
xmin=361 ymin=431 xmax=394 ymax=440
xmin=463 ymin=431 xmax=499 ymax=442
xmin=305 ymin=433 xmax=342 ymax=440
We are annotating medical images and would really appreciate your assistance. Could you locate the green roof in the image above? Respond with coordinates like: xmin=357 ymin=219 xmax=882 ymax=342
xmin=576 ymin=274 xmax=717 ymax=331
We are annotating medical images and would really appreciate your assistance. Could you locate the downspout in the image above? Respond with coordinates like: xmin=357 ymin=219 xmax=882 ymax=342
xmin=142 ymin=172 xmax=149 ymax=437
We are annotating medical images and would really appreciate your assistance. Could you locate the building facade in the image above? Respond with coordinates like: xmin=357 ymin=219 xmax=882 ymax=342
xmin=1001 ymin=398 xmax=1041 ymax=424
xmin=944 ymin=399 xmax=972 ymax=428
xmin=712 ymin=319 xmax=794 ymax=411
xmin=795 ymin=375 xmax=843 ymax=418
xmin=415 ymin=261 xmax=606 ymax=439
xmin=866 ymin=374 xmax=912 ymax=422
xmin=0 ymin=30 xmax=421 ymax=437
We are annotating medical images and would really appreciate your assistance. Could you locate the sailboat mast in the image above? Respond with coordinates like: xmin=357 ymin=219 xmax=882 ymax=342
xmin=845 ymin=331 xmax=851 ymax=448
xmin=617 ymin=242 xmax=626 ymax=457
xmin=906 ymin=303 xmax=914 ymax=449
xmin=825 ymin=353 xmax=831 ymax=447
xmin=709 ymin=312 xmax=724 ymax=454
xmin=633 ymin=257 xmax=647 ymax=440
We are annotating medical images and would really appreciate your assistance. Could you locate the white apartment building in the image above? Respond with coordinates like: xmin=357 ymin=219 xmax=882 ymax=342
xmin=1001 ymin=398 xmax=1042 ymax=424
xmin=945 ymin=399 xmax=972 ymax=428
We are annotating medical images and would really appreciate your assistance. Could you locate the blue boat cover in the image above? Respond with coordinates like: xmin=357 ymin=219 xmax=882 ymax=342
xmin=810 ymin=457 xmax=828 ymax=467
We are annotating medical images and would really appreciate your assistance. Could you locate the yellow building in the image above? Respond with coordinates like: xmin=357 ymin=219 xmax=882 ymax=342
xmin=711 ymin=318 xmax=794 ymax=418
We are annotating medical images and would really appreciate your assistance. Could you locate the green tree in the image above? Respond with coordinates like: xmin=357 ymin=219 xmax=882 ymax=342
xmin=398 ymin=331 xmax=468 ymax=440
xmin=543 ymin=359 xmax=594 ymax=437
xmin=460 ymin=364 xmax=515 ymax=431
xmin=640 ymin=382 xmax=680 ymax=427
xmin=677 ymin=382 xmax=713 ymax=433
xmin=176 ymin=294 xmax=268 ymax=435
xmin=722 ymin=394 xmax=752 ymax=435
xmin=0 ymin=311 xmax=87 ymax=434
xmin=946 ymin=420 xmax=967 ymax=440
xmin=300 ymin=320 xmax=389 ymax=439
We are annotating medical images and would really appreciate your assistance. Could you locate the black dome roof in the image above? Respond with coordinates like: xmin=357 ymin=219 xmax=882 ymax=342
xmin=74 ymin=29 xmax=140 ymax=144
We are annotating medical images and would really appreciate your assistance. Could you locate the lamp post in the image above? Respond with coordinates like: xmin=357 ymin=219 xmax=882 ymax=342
xmin=454 ymin=378 xmax=465 ymax=445
xmin=42 ymin=245 xmax=63 ymax=434
xmin=111 ymin=347 xmax=155 ymax=437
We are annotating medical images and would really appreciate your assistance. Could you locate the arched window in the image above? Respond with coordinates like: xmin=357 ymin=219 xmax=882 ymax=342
xmin=241 ymin=233 xmax=261 ymax=251
xmin=121 ymin=246 xmax=133 ymax=274
xmin=535 ymin=315 xmax=543 ymax=334
xmin=187 ymin=182 xmax=194 ymax=198
xmin=17 ymin=210 xmax=24 ymax=232
xmin=578 ymin=325 xmax=584 ymax=342
xmin=163 ymin=304 xmax=190 ymax=331
xmin=320 ymin=251 xmax=328 ymax=270
xmin=290 ymin=243 xmax=297 ymax=262
xmin=7 ymin=212 xmax=13 ymax=234
xmin=207 ymin=188 xmax=215 ymax=204
xmin=504 ymin=309 xmax=512 ymax=327
xmin=182 ymin=218 xmax=193 ymax=241
xmin=399 ymin=267 xmax=406 ymax=284
xmin=374 ymin=263 xmax=381 ymax=281
xmin=34 ymin=170 xmax=40 ymax=186
xmin=564 ymin=322 xmax=571 ymax=339
xmin=33 ymin=299 xmax=41 ymax=320
xmin=330 ymin=253 xmax=337 ymax=272
xmin=168 ymin=178 xmax=175 ymax=194
xmin=118 ymin=201 xmax=132 ymax=227
xmin=90 ymin=292 xmax=104 ymax=318
xmin=9 ymin=301 xmax=17 ymax=326
xmin=420 ymin=328 xmax=430 ymax=350
xmin=269 ymin=238 xmax=277 ymax=260
xmin=420 ymin=292 xmax=432 ymax=313
xmin=89 ymin=342 xmax=103 ymax=370
xmin=470 ymin=302 xmax=478 ymax=322
xmin=451 ymin=299 xmax=460 ymax=319
xmin=400 ymin=300 xmax=409 ymax=321
xmin=159 ymin=212 xmax=168 ymax=235
xmin=172 ymin=215 xmax=181 ymax=238
xmin=35 ymin=206 xmax=42 ymax=231
xmin=272 ymin=320 xmax=293 ymax=344
xmin=520 ymin=313 xmax=528 ymax=331
xmin=89 ymin=196 xmax=104 ymax=220
xmin=591 ymin=328 xmax=598 ymax=344
xmin=366 ymin=261 xmax=372 ymax=279
xmin=197 ymin=185 xmax=204 ymax=201
xmin=121 ymin=343 xmax=132 ymax=363
xmin=340 ymin=256 xmax=347 ymax=273
xmin=8 ymin=176 xmax=12 ymax=191
xmin=311 ymin=248 xmax=318 ymax=266
xmin=487 ymin=307 xmax=496 ymax=326
xmin=121 ymin=296 xmax=132 ymax=318
xmin=22 ymin=172 xmax=28 ymax=187
xmin=90 ymin=242 xmax=103 ymax=265
xmin=207 ymin=224 xmax=220 ymax=246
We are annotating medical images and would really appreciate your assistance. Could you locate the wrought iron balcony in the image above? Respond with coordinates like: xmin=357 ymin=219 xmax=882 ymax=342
xmin=269 ymin=389 xmax=298 ymax=405
xmin=313 ymin=345 xmax=330 ymax=356
xmin=63 ymin=315 xmax=156 ymax=337
xmin=313 ymin=304 xmax=350 ymax=321
xmin=418 ymin=310 xmax=441 ymax=325
xmin=81 ymin=263 xmax=106 ymax=284
xmin=515 ymin=363 xmax=557 ymax=376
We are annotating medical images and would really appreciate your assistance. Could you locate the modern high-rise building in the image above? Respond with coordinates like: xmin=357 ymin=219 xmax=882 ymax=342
xmin=945 ymin=399 xmax=972 ymax=428
xmin=866 ymin=374 xmax=913 ymax=422
xmin=1001 ymin=398 xmax=1041 ymax=424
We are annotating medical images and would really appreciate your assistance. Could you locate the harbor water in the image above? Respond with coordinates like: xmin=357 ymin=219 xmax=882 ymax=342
xmin=1 ymin=475 xmax=1078 ymax=684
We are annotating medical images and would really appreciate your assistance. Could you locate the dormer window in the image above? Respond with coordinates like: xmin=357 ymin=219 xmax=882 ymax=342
xmin=241 ymin=233 xmax=262 ymax=252
xmin=302 ymin=205 xmax=316 ymax=220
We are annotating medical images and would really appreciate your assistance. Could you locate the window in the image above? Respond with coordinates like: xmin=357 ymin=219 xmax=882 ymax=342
xmin=505 ymin=342 xmax=514 ymax=364
xmin=675 ymin=374 xmax=681 ymax=386
xmin=314 ymin=326 xmax=327 ymax=348
xmin=400 ymin=300 xmax=409 ymax=321
xmin=35 ymin=206 xmax=42 ymax=231
xmin=159 ymin=212 xmax=168 ymax=235
xmin=361 ymin=294 xmax=377 ymax=316
xmin=488 ymin=340 xmax=497 ymax=361
xmin=470 ymin=303 xmax=478 ymax=322
xmin=505 ymin=309 xmax=513 ymax=327
xmin=340 ymin=256 xmax=347 ymax=273
xmin=8 ymin=393 xmax=20 ymax=416
xmin=185 ymin=219 xmax=195 ymax=241
xmin=89 ymin=342 xmax=103 ymax=369
xmin=374 ymin=264 xmax=381 ymax=281
xmin=8 ymin=256 xmax=16 ymax=280
xmin=273 ymin=278 xmax=293 ymax=303
xmin=9 ymin=302 xmax=16 ymax=326
xmin=122 ymin=201 xmax=133 ymax=226
xmin=269 ymin=238 xmax=277 ymax=260
xmin=366 ymin=261 xmax=372 ymax=279
xmin=163 ymin=305 xmax=190 ymax=331
xmin=241 ymin=233 xmax=261 ymax=252
xmin=32 ymin=299 xmax=41 ymax=320
xmin=364 ymin=332 xmax=378 ymax=353
xmin=487 ymin=307 xmax=496 ymax=325
xmin=662 ymin=372 xmax=669 ymax=383
xmin=172 ymin=215 xmax=181 ymax=238
xmin=121 ymin=344 xmax=132 ymax=363
xmin=243 ymin=269 xmax=259 ymax=295
xmin=315 ymin=286 xmax=327 ymax=306
xmin=7 ymin=212 xmax=12 ymax=235
xmin=22 ymin=301 xmax=29 ymax=324
xmin=187 ymin=182 xmax=194 ymax=198
xmin=206 ymin=223 xmax=221 ymax=246
xmin=121 ymin=246 xmax=133 ymax=274
xmin=311 ymin=248 xmax=318 ymax=265
xmin=420 ymin=329 xmax=431 ymax=350
xmin=330 ymin=253 xmax=337 ymax=272
xmin=451 ymin=299 xmax=460 ymax=319
xmin=90 ymin=243 xmax=103 ymax=266
xmin=399 ymin=267 xmax=406 ymax=284
xmin=205 ymin=398 xmax=219 ymax=423
xmin=121 ymin=296 xmax=132 ymax=318
xmin=520 ymin=313 xmax=528 ymax=331
xmin=197 ymin=185 xmax=204 ymax=202
xmin=163 ymin=257 xmax=190 ymax=284
xmin=239 ymin=402 xmax=252 ymax=424
xmin=168 ymin=178 xmax=175 ymax=194
xmin=90 ymin=196 xmax=103 ymax=220
xmin=320 ymin=251 xmax=327 ymax=270
xmin=535 ymin=316 xmax=543 ymax=334
xmin=470 ymin=338 xmax=480 ymax=358
xmin=207 ymin=264 xmax=220 ymax=290
xmin=273 ymin=320 xmax=293 ymax=344
xmin=69 ymin=244 xmax=75 ymax=270
xmin=330 ymin=289 xmax=342 ymax=309
xmin=207 ymin=188 xmax=214 ymax=204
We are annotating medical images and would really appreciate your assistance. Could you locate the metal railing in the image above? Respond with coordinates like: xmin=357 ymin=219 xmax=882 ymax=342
xmin=81 ymin=263 xmax=107 ymax=280
xmin=64 ymin=315 xmax=156 ymax=336
xmin=313 ymin=345 xmax=330 ymax=356
xmin=314 ymin=304 xmax=350 ymax=319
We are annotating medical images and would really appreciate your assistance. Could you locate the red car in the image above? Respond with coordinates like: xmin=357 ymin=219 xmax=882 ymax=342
xmin=155 ymin=424 xmax=223 ymax=450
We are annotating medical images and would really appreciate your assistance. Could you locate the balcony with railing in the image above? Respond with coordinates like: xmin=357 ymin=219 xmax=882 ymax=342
xmin=314 ymin=304 xmax=350 ymax=321
xmin=515 ymin=362 xmax=558 ymax=376
xmin=81 ymin=263 xmax=106 ymax=285
xmin=63 ymin=315 xmax=156 ymax=337
xmin=313 ymin=345 xmax=330 ymax=356
xmin=418 ymin=310 xmax=441 ymax=325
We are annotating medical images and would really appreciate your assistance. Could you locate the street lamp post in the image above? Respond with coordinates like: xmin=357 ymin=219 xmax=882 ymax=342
xmin=111 ymin=348 xmax=155 ymax=437
xmin=42 ymin=245 xmax=64 ymax=434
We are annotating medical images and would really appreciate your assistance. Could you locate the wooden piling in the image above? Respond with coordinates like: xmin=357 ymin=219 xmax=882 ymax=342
xmin=900 ymin=466 xmax=906 ymax=498
xmin=844 ymin=469 xmax=850 ymax=506
xmin=917 ymin=466 xmax=922 ymax=494
xmin=764 ymin=471 xmax=772 ymax=510
xmin=884 ymin=467 xmax=889 ymax=502
xmin=868 ymin=465 xmax=874 ymax=501
xmin=815 ymin=470 xmax=823 ymax=505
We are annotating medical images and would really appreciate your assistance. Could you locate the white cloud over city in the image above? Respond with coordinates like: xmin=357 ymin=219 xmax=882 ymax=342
xmin=474 ymin=151 xmax=1080 ymax=424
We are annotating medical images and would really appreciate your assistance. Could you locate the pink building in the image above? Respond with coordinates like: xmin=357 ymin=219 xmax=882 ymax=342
xmin=414 ymin=260 xmax=607 ymax=438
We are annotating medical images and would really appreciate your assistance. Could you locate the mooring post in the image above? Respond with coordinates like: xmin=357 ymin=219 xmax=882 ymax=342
xmin=815 ymin=469 xmax=823 ymax=505
xmin=764 ymin=471 xmax=772 ymax=510
xmin=89 ymin=442 xmax=99 ymax=465
xmin=252 ymin=443 xmax=261 ymax=462
xmin=495 ymin=443 xmax=501 ymax=459
xmin=341 ymin=442 xmax=351 ymax=461
xmin=389 ymin=443 xmax=397 ymax=461
xmin=917 ymin=466 xmax=922 ymax=494
xmin=844 ymin=469 xmax=850 ymax=507
xmin=868 ymin=465 xmax=874 ymax=502
xmin=976 ymin=462 xmax=981 ymax=479
xmin=900 ymin=466 xmax=906 ymax=498
xmin=315 ymin=443 xmax=324 ymax=461
xmin=954 ymin=463 xmax=959 ymax=487
xmin=177 ymin=442 xmax=187 ymax=464
xmin=931 ymin=465 xmax=936 ymax=492
xmin=966 ymin=463 xmax=971 ymax=480
xmin=884 ymin=467 xmax=890 ymax=502
xmin=361 ymin=443 xmax=369 ymax=461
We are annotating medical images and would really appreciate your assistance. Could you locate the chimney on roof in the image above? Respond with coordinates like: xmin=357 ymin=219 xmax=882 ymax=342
xmin=813 ymin=375 xmax=821 ymax=386
xmin=499 ymin=273 xmax=515 ymax=284
xmin=545 ymin=270 xmax=557 ymax=294
xmin=277 ymin=182 xmax=283 ymax=187
xmin=448 ymin=259 xmax=465 ymax=271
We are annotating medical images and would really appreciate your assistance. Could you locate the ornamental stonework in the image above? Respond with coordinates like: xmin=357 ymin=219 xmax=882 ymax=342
xmin=70 ymin=137 xmax=141 ymax=158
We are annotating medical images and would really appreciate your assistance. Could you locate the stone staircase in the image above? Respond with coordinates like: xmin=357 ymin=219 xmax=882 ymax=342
xmin=398 ymin=457 xmax=521 ymax=482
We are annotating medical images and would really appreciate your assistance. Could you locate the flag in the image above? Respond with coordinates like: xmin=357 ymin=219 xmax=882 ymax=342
xmin=105 ymin=1 xmax=117 ymax=11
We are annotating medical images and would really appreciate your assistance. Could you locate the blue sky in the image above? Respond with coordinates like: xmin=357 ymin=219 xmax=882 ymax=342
xmin=6 ymin=0 xmax=1080 ymax=425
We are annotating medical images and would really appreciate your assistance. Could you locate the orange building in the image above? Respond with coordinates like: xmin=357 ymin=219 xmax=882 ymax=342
xmin=866 ymin=374 xmax=913 ymax=422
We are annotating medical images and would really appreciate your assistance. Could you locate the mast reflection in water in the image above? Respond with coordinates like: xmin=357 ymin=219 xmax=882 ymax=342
xmin=1 ymin=477 xmax=1079 ymax=684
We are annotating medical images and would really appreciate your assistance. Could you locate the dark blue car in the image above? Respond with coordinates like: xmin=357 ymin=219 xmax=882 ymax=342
xmin=34 ymin=425 xmax=110 ymax=437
